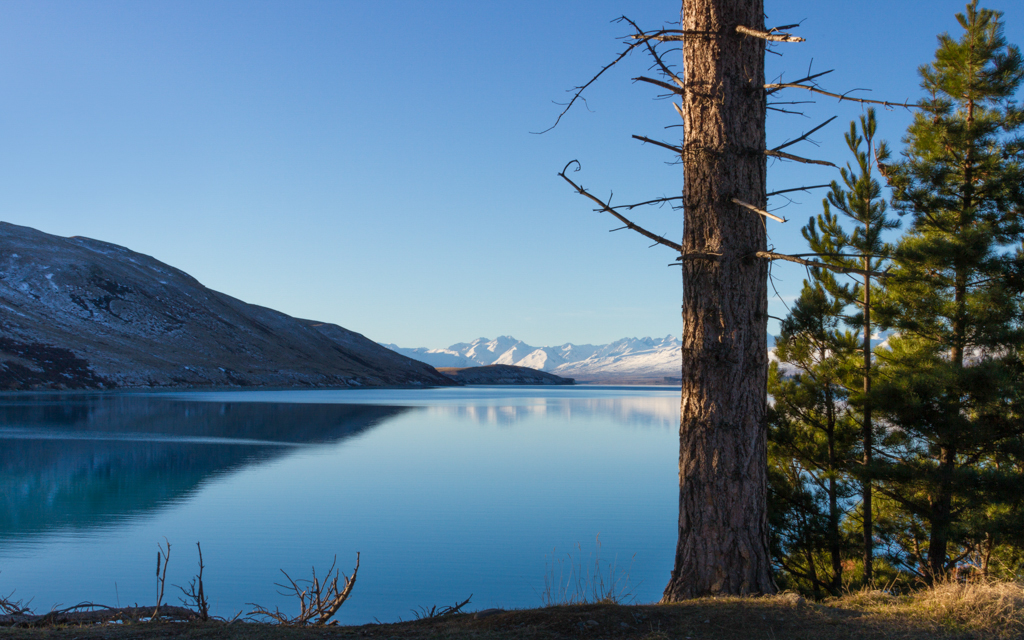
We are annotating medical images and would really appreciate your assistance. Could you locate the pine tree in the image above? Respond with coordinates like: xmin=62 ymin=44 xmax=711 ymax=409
xmin=874 ymin=0 xmax=1024 ymax=580
xmin=768 ymin=281 xmax=861 ymax=596
xmin=803 ymin=109 xmax=900 ymax=585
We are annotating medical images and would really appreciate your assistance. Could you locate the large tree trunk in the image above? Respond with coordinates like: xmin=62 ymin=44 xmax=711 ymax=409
xmin=662 ymin=0 xmax=774 ymax=599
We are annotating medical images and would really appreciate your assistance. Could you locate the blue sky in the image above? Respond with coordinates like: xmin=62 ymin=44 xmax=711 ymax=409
xmin=1 ymin=1 xmax=1021 ymax=348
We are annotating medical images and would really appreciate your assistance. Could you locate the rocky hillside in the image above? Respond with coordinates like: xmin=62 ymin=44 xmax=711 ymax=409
xmin=436 ymin=364 xmax=574 ymax=385
xmin=0 ymin=222 xmax=453 ymax=390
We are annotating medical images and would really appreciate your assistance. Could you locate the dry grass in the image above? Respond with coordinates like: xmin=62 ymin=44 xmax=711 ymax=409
xmin=831 ymin=579 xmax=1024 ymax=639
xmin=1 ymin=581 xmax=1021 ymax=640
xmin=541 ymin=537 xmax=637 ymax=606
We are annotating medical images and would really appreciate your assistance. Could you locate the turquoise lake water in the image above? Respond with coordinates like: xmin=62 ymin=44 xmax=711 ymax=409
xmin=0 ymin=386 xmax=680 ymax=623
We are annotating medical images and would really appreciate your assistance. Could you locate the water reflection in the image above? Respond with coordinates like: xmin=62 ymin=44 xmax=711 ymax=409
xmin=424 ymin=396 xmax=679 ymax=428
xmin=0 ymin=388 xmax=681 ymax=621
xmin=0 ymin=395 xmax=407 ymax=541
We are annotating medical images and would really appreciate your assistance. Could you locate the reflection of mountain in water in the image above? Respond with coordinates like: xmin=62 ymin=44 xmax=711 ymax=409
xmin=0 ymin=395 xmax=406 ymax=541
xmin=425 ymin=396 xmax=679 ymax=428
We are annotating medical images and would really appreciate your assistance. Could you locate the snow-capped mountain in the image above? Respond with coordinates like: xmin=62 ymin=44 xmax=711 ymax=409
xmin=383 ymin=335 xmax=685 ymax=383
xmin=384 ymin=334 xmax=780 ymax=384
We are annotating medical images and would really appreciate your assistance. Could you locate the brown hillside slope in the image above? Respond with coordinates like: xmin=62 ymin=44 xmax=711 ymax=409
xmin=0 ymin=222 xmax=452 ymax=389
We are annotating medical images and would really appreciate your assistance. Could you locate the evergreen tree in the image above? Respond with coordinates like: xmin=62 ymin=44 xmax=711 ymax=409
xmin=768 ymin=281 xmax=861 ymax=596
xmin=874 ymin=0 xmax=1024 ymax=580
xmin=804 ymin=108 xmax=900 ymax=585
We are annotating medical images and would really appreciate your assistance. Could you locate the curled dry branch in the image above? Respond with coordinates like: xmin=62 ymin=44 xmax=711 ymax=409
xmin=248 ymin=553 xmax=360 ymax=626
xmin=559 ymin=161 xmax=682 ymax=253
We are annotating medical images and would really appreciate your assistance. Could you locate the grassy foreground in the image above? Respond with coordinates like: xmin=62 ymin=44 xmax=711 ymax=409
xmin=2 ymin=583 xmax=1023 ymax=640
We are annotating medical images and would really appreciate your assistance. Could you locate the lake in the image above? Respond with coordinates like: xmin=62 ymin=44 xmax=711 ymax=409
xmin=0 ymin=386 xmax=681 ymax=624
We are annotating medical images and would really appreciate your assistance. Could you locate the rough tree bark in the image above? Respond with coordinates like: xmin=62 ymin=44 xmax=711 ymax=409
xmin=662 ymin=0 xmax=775 ymax=599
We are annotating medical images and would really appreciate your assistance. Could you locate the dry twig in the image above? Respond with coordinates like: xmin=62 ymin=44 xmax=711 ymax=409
xmin=153 ymin=539 xmax=170 ymax=621
xmin=176 ymin=542 xmax=210 ymax=621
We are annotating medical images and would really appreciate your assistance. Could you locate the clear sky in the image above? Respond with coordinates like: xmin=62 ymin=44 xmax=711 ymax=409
xmin=1 ymin=1 xmax=1020 ymax=348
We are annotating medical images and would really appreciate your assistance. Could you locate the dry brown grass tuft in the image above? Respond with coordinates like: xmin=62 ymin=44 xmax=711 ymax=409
xmin=829 ymin=579 xmax=1024 ymax=639
xmin=908 ymin=580 xmax=1024 ymax=638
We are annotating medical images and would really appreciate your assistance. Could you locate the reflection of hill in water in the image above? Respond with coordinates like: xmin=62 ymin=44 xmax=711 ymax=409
xmin=425 ymin=396 xmax=679 ymax=428
xmin=0 ymin=395 xmax=406 ymax=541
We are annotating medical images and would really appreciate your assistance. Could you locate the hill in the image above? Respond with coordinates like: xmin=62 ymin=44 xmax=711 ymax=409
xmin=0 ymin=222 xmax=453 ymax=390
xmin=436 ymin=364 xmax=574 ymax=385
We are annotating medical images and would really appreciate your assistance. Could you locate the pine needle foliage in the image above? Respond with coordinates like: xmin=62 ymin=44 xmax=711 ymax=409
xmin=768 ymin=282 xmax=861 ymax=597
xmin=873 ymin=0 xmax=1024 ymax=581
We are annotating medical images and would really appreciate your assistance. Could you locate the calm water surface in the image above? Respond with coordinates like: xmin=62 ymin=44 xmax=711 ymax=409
xmin=0 ymin=386 xmax=680 ymax=623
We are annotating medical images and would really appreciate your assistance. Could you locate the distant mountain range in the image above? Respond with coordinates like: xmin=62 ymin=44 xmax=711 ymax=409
xmin=384 ymin=334 xmax=781 ymax=384
xmin=0 ymin=222 xmax=453 ymax=390
xmin=382 ymin=335 xmax=679 ymax=384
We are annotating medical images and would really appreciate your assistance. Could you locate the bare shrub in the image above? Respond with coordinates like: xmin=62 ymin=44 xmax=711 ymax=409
xmin=176 ymin=542 xmax=210 ymax=621
xmin=248 ymin=553 xmax=359 ymax=626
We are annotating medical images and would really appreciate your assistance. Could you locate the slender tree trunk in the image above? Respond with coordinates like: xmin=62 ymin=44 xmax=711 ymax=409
xmin=827 ymin=389 xmax=842 ymax=594
xmin=862 ymin=251 xmax=873 ymax=585
xmin=929 ymin=446 xmax=956 ymax=579
xmin=663 ymin=0 xmax=774 ymax=599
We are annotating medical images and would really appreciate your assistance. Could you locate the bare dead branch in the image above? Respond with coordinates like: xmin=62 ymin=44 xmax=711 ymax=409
xmin=0 ymin=592 xmax=31 ymax=616
xmin=618 ymin=17 xmax=688 ymax=93
xmin=731 ymin=198 xmax=786 ymax=223
xmin=772 ymin=116 xmax=837 ymax=151
xmin=764 ymin=83 xmax=925 ymax=109
xmin=630 ymin=30 xmax=719 ymax=42
xmin=176 ymin=542 xmax=209 ymax=621
xmin=634 ymin=75 xmax=685 ymax=95
xmin=766 ymin=184 xmax=830 ymax=197
xmin=787 ymin=252 xmax=889 ymax=260
xmin=766 ymin=69 xmax=833 ymax=94
xmin=632 ymin=135 xmax=682 ymax=154
xmin=560 ymin=161 xmax=682 ymax=252
xmin=153 ymin=540 xmax=170 ymax=621
xmin=766 ymin=149 xmax=837 ymax=167
xmin=767 ymin=106 xmax=808 ymax=115
xmin=736 ymin=25 xmax=805 ymax=42
xmin=609 ymin=195 xmax=683 ymax=211
xmin=673 ymin=252 xmax=724 ymax=262
xmin=0 ymin=605 xmax=200 ymax=627
xmin=754 ymin=251 xmax=889 ymax=278
xmin=534 ymin=40 xmax=644 ymax=134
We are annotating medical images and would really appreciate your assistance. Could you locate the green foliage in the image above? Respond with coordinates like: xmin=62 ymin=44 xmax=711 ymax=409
xmin=870 ymin=0 xmax=1024 ymax=581
xmin=769 ymin=2 xmax=1024 ymax=593
xmin=768 ymin=279 xmax=862 ymax=597
xmin=769 ymin=104 xmax=900 ymax=594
